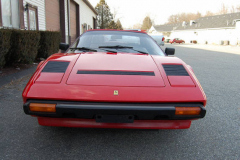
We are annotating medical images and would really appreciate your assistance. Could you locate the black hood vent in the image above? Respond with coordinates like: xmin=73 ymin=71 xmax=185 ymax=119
xmin=42 ymin=61 xmax=70 ymax=73
xmin=163 ymin=65 xmax=189 ymax=76
xmin=77 ymin=70 xmax=155 ymax=76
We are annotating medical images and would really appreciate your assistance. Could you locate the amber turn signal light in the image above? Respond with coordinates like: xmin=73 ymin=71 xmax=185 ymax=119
xmin=175 ymin=107 xmax=201 ymax=115
xmin=29 ymin=103 xmax=56 ymax=113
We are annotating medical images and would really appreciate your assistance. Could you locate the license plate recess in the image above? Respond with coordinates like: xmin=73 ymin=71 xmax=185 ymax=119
xmin=96 ymin=115 xmax=134 ymax=123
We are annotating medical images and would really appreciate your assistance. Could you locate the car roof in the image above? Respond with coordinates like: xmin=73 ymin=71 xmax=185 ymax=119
xmin=85 ymin=29 xmax=147 ymax=34
xmin=150 ymin=35 xmax=163 ymax=37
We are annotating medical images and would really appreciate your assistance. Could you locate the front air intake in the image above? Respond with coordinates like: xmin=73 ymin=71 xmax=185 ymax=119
xmin=162 ymin=65 xmax=189 ymax=76
xmin=35 ymin=61 xmax=70 ymax=83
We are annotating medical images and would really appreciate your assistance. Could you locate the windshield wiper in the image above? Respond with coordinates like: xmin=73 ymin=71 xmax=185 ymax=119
xmin=98 ymin=48 xmax=117 ymax=53
xmin=70 ymin=47 xmax=98 ymax=52
xmin=129 ymin=49 xmax=149 ymax=54
xmin=99 ymin=45 xmax=148 ymax=54
xmin=99 ymin=45 xmax=133 ymax=49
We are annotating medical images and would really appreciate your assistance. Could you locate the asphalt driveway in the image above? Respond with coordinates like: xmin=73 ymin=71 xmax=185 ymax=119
xmin=0 ymin=44 xmax=239 ymax=160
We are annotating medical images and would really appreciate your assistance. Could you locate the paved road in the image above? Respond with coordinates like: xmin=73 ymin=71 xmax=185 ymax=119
xmin=169 ymin=43 xmax=240 ymax=55
xmin=0 ymin=44 xmax=239 ymax=160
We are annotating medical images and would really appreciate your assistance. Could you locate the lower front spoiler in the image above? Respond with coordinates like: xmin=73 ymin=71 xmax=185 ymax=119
xmin=38 ymin=117 xmax=192 ymax=129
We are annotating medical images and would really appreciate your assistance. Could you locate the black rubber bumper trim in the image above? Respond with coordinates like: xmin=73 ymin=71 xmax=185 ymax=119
xmin=23 ymin=100 xmax=206 ymax=120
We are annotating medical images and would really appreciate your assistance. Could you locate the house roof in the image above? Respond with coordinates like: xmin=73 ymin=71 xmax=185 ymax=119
xmin=153 ymin=12 xmax=240 ymax=32
xmin=83 ymin=0 xmax=98 ymax=15
xmin=153 ymin=23 xmax=182 ymax=32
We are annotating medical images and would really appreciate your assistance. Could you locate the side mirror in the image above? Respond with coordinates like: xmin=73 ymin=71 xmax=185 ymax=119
xmin=165 ymin=48 xmax=175 ymax=56
xmin=59 ymin=43 xmax=69 ymax=51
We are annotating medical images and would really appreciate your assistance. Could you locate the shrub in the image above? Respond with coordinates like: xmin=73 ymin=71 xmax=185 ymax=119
xmin=37 ymin=31 xmax=61 ymax=59
xmin=0 ymin=29 xmax=12 ymax=69
xmin=5 ymin=30 xmax=40 ymax=65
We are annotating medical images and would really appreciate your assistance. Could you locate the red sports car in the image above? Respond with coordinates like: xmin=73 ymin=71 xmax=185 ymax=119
xmin=170 ymin=38 xmax=185 ymax=44
xmin=22 ymin=30 xmax=206 ymax=129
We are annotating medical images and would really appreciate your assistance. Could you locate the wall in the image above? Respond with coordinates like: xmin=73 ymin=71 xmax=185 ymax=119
xmin=23 ymin=0 xmax=46 ymax=30
xmin=45 ymin=0 xmax=60 ymax=31
xmin=172 ymin=28 xmax=237 ymax=45
xmin=236 ymin=21 xmax=240 ymax=45
xmin=63 ymin=0 xmax=97 ymax=44
xmin=74 ymin=0 xmax=97 ymax=34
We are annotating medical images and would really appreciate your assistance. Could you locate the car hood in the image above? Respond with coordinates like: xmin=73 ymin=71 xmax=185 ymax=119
xmin=66 ymin=53 xmax=165 ymax=87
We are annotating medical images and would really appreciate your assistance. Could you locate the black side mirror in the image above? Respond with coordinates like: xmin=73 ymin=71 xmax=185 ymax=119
xmin=165 ymin=48 xmax=175 ymax=56
xmin=59 ymin=43 xmax=69 ymax=51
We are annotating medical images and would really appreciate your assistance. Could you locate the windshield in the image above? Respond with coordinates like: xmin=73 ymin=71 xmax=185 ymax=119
xmin=68 ymin=31 xmax=165 ymax=56
xmin=150 ymin=35 xmax=163 ymax=42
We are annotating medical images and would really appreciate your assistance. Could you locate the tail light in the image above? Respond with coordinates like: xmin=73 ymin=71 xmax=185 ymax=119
xmin=162 ymin=37 xmax=165 ymax=41
xmin=175 ymin=107 xmax=201 ymax=115
xmin=29 ymin=103 xmax=56 ymax=113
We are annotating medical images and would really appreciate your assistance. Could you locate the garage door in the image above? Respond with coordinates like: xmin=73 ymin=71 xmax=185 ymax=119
xmin=70 ymin=0 xmax=79 ymax=44
xmin=46 ymin=0 xmax=60 ymax=31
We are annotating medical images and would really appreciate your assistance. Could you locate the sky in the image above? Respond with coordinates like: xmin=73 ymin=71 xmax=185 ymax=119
xmin=88 ymin=0 xmax=240 ymax=28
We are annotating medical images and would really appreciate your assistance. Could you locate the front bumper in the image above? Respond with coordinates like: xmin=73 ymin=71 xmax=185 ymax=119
xmin=37 ymin=117 xmax=192 ymax=129
xmin=24 ymin=100 xmax=206 ymax=121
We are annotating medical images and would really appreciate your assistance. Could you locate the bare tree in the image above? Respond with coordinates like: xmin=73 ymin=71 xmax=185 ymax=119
xmin=167 ymin=14 xmax=179 ymax=24
xmin=204 ymin=11 xmax=214 ymax=17
xmin=112 ymin=7 xmax=118 ymax=20
xmin=149 ymin=14 xmax=157 ymax=26
xmin=112 ymin=7 xmax=124 ymax=21
xmin=166 ymin=12 xmax=202 ymax=24
xmin=219 ymin=3 xmax=228 ymax=14
xmin=132 ymin=23 xmax=142 ymax=29
xmin=141 ymin=16 xmax=152 ymax=30
xmin=230 ymin=5 xmax=235 ymax=13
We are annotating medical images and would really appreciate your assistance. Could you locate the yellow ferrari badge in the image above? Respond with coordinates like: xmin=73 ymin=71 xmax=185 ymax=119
xmin=114 ymin=90 xmax=119 ymax=95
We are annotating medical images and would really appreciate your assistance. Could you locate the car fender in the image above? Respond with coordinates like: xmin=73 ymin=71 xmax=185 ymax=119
xmin=187 ymin=65 xmax=194 ymax=73
xmin=37 ymin=61 xmax=45 ymax=70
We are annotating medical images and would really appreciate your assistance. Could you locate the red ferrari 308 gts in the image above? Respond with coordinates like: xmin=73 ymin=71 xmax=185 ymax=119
xmin=22 ymin=30 xmax=206 ymax=129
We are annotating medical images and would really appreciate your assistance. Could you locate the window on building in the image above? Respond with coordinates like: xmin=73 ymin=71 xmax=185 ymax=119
xmin=27 ymin=5 xmax=38 ymax=30
xmin=82 ymin=23 xmax=87 ymax=33
xmin=0 ymin=0 xmax=20 ymax=28
xmin=29 ymin=9 xmax=36 ymax=30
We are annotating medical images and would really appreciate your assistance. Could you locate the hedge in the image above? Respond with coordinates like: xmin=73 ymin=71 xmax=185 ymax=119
xmin=37 ymin=31 xmax=61 ymax=59
xmin=5 ymin=30 xmax=41 ymax=65
xmin=0 ymin=30 xmax=12 ymax=69
xmin=0 ymin=29 xmax=61 ymax=68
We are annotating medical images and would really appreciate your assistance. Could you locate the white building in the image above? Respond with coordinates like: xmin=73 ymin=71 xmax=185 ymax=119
xmin=149 ymin=12 xmax=240 ymax=45
xmin=0 ymin=0 xmax=98 ymax=44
